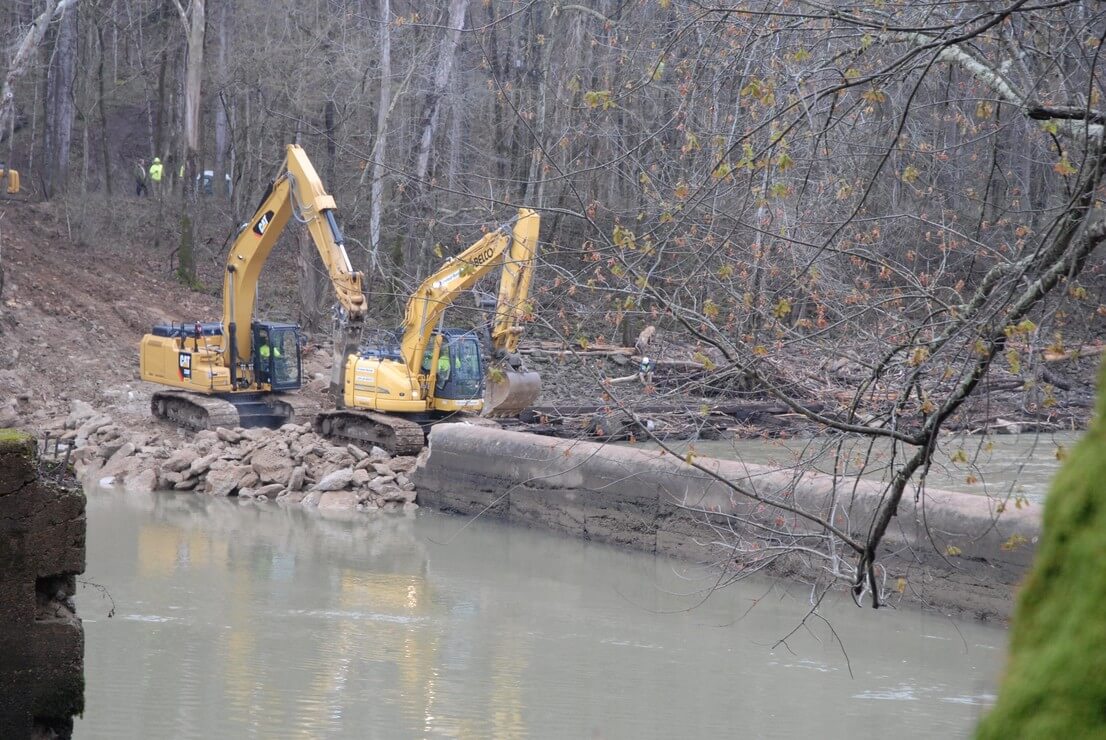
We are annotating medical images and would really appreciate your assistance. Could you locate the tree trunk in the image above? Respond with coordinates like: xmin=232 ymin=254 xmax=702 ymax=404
xmin=0 ymin=1 xmax=77 ymax=145
xmin=95 ymin=20 xmax=112 ymax=202
xmin=173 ymin=0 xmax=205 ymax=284
xmin=153 ymin=50 xmax=168 ymax=156
xmin=213 ymin=0 xmax=230 ymax=196
xmin=368 ymin=0 xmax=391 ymax=275
xmin=403 ymin=0 xmax=470 ymax=275
xmin=42 ymin=2 xmax=78 ymax=198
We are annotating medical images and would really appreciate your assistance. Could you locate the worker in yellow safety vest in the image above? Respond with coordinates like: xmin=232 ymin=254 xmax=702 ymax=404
xmin=148 ymin=157 xmax=164 ymax=195
xmin=258 ymin=335 xmax=282 ymax=383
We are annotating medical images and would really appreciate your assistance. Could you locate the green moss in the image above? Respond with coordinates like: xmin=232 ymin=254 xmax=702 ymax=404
xmin=976 ymin=362 xmax=1106 ymax=737
xmin=0 ymin=428 xmax=33 ymax=455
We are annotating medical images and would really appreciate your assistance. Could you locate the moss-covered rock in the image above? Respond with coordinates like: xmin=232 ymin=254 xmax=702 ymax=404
xmin=0 ymin=427 xmax=33 ymax=451
xmin=976 ymin=364 xmax=1106 ymax=737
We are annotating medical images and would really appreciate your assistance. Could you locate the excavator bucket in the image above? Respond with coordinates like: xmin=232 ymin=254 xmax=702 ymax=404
xmin=483 ymin=369 xmax=541 ymax=417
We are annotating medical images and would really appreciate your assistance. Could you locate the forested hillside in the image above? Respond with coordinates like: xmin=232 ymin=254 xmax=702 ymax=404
xmin=3 ymin=0 xmax=1106 ymax=604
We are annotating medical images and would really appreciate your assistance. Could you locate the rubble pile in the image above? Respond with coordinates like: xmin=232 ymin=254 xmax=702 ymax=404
xmin=55 ymin=401 xmax=419 ymax=512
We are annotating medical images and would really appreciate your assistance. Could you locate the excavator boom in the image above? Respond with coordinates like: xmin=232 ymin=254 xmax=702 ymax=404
xmin=484 ymin=210 xmax=541 ymax=416
xmin=224 ymin=145 xmax=366 ymax=396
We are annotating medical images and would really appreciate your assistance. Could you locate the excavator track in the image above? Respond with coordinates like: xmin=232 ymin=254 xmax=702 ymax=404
xmin=314 ymin=410 xmax=426 ymax=456
xmin=271 ymin=394 xmax=320 ymax=426
xmin=151 ymin=391 xmax=241 ymax=431
xmin=151 ymin=391 xmax=317 ymax=431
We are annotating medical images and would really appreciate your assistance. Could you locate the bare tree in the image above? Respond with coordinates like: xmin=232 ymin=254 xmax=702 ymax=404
xmin=42 ymin=0 xmax=78 ymax=197
xmin=0 ymin=0 xmax=79 ymax=147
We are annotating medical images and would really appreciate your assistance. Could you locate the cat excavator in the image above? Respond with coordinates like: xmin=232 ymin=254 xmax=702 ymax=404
xmin=138 ymin=144 xmax=367 ymax=429
xmin=313 ymin=209 xmax=542 ymax=454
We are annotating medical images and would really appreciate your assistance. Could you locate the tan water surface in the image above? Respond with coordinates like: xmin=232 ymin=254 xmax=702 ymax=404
xmin=75 ymin=488 xmax=1005 ymax=739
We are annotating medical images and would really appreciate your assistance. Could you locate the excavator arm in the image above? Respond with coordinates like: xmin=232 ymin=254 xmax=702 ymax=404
xmin=398 ymin=228 xmax=513 ymax=372
xmin=222 ymin=144 xmax=366 ymax=394
xmin=490 ymin=209 xmax=540 ymax=356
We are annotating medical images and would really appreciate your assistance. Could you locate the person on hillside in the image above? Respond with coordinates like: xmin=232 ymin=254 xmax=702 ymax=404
xmin=638 ymin=356 xmax=655 ymax=385
xmin=148 ymin=157 xmax=164 ymax=195
xmin=134 ymin=159 xmax=148 ymax=197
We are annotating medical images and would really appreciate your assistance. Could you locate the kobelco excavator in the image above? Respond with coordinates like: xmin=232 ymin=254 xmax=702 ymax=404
xmin=139 ymin=144 xmax=367 ymax=429
xmin=314 ymin=209 xmax=542 ymax=454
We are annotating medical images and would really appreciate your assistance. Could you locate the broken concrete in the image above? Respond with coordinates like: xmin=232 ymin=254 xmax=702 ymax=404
xmin=413 ymin=425 xmax=1041 ymax=621
xmin=58 ymin=403 xmax=419 ymax=514
xmin=0 ymin=429 xmax=85 ymax=738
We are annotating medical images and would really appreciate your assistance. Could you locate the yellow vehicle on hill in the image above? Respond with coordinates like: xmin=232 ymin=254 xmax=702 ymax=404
xmin=1 ymin=164 xmax=20 ymax=194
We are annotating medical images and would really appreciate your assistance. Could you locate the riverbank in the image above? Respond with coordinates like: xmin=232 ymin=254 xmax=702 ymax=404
xmin=58 ymin=402 xmax=419 ymax=513
xmin=39 ymin=395 xmax=1039 ymax=621
xmin=413 ymin=425 xmax=1040 ymax=623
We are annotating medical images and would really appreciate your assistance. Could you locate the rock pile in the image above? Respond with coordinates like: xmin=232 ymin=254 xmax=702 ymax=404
xmin=55 ymin=401 xmax=419 ymax=512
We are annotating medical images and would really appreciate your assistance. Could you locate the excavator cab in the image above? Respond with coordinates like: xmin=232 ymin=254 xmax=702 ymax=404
xmin=434 ymin=331 xmax=484 ymax=402
xmin=252 ymin=322 xmax=302 ymax=391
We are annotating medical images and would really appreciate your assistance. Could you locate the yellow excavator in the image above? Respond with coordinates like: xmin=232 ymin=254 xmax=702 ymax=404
xmin=139 ymin=144 xmax=367 ymax=429
xmin=314 ymin=210 xmax=542 ymax=454
xmin=0 ymin=164 xmax=20 ymax=194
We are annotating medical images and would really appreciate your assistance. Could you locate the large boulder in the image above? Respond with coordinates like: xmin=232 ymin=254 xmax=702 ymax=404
xmin=288 ymin=465 xmax=306 ymax=492
xmin=204 ymin=465 xmax=251 ymax=496
xmin=312 ymin=468 xmax=354 ymax=492
xmin=65 ymin=400 xmax=97 ymax=429
xmin=391 ymin=456 xmax=417 ymax=473
xmin=99 ymin=442 xmax=137 ymax=478
xmin=215 ymin=427 xmax=242 ymax=443
xmin=188 ymin=453 xmax=218 ymax=476
xmin=318 ymin=491 xmax=359 ymax=510
xmin=251 ymin=449 xmax=293 ymax=486
xmin=254 ymin=483 xmax=284 ymax=499
xmin=163 ymin=448 xmax=199 ymax=473
xmin=75 ymin=414 xmax=112 ymax=446
xmin=123 ymin=468 xmax=158 ymax=494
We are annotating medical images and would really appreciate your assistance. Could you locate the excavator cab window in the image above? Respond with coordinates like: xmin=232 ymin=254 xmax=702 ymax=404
xmin=435 ymin=335 xmax=483 ymax=401
xmin=252 ymin=323 xmax=302 ymax=391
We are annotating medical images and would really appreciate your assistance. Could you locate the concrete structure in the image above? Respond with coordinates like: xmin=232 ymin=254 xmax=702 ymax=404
xmin=414 ymin=425 xmax=1040 ymax=620
xmin=0 ymin=430 xmax=86 ymax=738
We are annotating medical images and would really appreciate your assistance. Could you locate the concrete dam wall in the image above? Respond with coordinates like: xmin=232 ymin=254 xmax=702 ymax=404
xmin=413 ymin=426 xmax=1040 ymax=620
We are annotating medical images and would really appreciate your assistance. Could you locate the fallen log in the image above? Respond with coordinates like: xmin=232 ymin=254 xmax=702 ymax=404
xmin=1042 ymin=344 xmax=1106 ymax=363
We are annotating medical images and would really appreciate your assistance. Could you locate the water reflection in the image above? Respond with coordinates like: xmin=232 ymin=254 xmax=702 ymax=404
xmin=76 ymin=488 xmax=1005 ymax=739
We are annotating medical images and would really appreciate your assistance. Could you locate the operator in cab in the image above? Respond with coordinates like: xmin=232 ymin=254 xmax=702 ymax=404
xmin=257 ymin=331 xmax=283 ymax=384
xmin=422 ymin=348 xmax=453 ymax=383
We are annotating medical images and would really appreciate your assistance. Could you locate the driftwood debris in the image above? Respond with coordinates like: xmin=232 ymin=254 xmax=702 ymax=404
xmin=1041 ymin=344 xmax=1106 ymax=363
